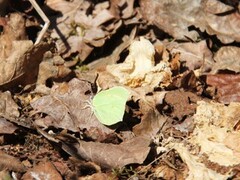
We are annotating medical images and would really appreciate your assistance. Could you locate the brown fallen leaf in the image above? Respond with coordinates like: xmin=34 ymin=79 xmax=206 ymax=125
xmin=0 ymin=13 xmax=27 ymax=59
xmin=35 ymin=55 xmax=74 ymax=94
xmin=163 ymin=90 xmax=200 ymax=121
xmin=139 ymin=0 xmax=240 ymax=43
xmin=206 ymin=74 xmax=240 ymax=103
xmin=31 ymin=78 xmax=113 ymax=141
xmin=211 ymin=46 xmax=240 ymax=74
xmin=133 ymin=91 xmax=168 ymax=137
xmin=167 ymin=40 xmax=213 ymax=72
xmin=0 ymin=14 xmax=51 ymax=90
xmin=76 ymin=136 xmax=151 ymax=168
xmin=22 ymin=161 xmax=62 ymax=180
xmin=0 ymin=118 xmax=17 ymax=134
xmin=0 ymin=91 xmax=19 ymax=120
xmin=0 ymin=150 xmax=26 ymax=173
xmin=47 ymin=0 xmax=119 ymax=60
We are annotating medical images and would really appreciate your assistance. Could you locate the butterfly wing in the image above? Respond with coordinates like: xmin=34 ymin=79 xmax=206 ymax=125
xmin=92 ymin=87 xmax=129 ymax=126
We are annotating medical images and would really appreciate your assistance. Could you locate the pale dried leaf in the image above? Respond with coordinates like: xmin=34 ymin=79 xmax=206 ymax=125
xmin=194 ymin=101 xmax=240 ymax=132
xmin=189 ymin=101 xmax=240 ymax=166
xmin=106 ymin=37 xmax=172 ymax=88
xmin=169 ymin=143 xmax=232 ymax=180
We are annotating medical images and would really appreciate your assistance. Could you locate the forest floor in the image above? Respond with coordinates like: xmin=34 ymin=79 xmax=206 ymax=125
xmin=0 ymin=0 xmax=240 ymax=179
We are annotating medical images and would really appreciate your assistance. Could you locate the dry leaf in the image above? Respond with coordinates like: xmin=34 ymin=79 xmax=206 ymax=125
xmin=47 ymin=0 xmax=118 ymax=60
xmin=76 ymin=136 xmax=150 ymax=168
xmin=211 ymin=46 xmax=240 ymax=73
xmin=0 ymin=91 xmax=19 ymax=119
xmin=206 ymin=74 xmax=240 ymax=103
xmin=0 ymin=150 xmax=26 ymax=172
xmin=22 ymin=161 xmax=62 ymax=180
xmin=0 ymin=118 xmax=17 ymax=134
xmin=31 ymin=78 xmax=113 ymax=140
xmin=167 ymin=40 xmax=213 ymax=72
xmin=106 ymin=37 xmax=172 ymax=88
xmin=163 ymin=90 xmax=200 ymax=121
xmin=163 ymin=100 xmax=240 ymax=179
xmin=0 ymin=40 xmax=50 ymax=90
xmin=169 ymin=143 xmax=232 ymax=180
xmin=133 ymin=91 xmax=168 ymax=137
xmin=139 ymin=0 xmax=240 ymax=43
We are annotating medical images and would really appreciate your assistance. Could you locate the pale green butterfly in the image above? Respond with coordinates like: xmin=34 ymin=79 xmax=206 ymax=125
xmin=92 ymin=86 xmax=130 ymax=126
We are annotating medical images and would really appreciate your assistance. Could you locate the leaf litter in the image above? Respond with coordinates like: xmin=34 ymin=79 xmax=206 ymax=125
xmin=0 ymin=0 xmax=240 ymax=179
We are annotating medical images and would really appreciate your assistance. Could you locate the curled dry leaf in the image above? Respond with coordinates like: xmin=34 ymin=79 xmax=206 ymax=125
xmin=106 ymin=37 xmax=172 ymax=89
xmin=139 ymin=0 xmax=240 ymax=43
xmin=0 ymin=41 xmax=50 ymax=90
xmin=0 ymin=13 xmax=50 ymax=90
xmin=169 ymin=143 xmax=231 ymax=180
xmin=211 ymin=46 xmax=240 ymax=74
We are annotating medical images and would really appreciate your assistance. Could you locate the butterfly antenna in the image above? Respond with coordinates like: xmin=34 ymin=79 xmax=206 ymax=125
xmin=91 ymin=73 xmax=99 ymax=94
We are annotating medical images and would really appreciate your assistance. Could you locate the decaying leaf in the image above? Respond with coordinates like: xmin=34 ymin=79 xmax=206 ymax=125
xmin=106 ymin=37 xmax=172 ymax=89
xmin=139 ymin=0 xmax=240 ymax=43
xmin=132 ymin=91 xmax=168 ymax=137
xmin=169 ymin=143 xmax=232 ymax=180
xmin=165 ymin=101 xmax=240 ymax=179
xmin=190 ymin=101 xmax=240 ymax=166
